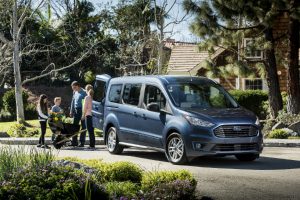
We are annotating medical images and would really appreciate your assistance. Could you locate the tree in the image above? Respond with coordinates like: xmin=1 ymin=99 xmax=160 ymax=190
xmin=183 ymin=0 xmax=285 ymax=118
xmin=286 ymin=0 xmax=300 ymax=114
xmin=111 ymin=0 xmax=159 ymax=73
xmin=0 ymin=0 xmax=106 ymax=123
xmin=153 ymin=0 xmax=189 ymax=74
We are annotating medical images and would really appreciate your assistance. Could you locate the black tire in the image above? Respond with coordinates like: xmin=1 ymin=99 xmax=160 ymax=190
xmin=165 ymin=133 xmax=188 ymax=165
xmin=235 ymin=153 xmax=259 ymax=162
xmin=52 ymin=135 xmax=65 ymax=149
xmin=106 ymin=127 xmax=123 ymax=154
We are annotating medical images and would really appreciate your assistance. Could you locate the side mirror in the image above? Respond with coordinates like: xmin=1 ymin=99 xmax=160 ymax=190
xmin=147 ymin=102 xmax=160 ymax=112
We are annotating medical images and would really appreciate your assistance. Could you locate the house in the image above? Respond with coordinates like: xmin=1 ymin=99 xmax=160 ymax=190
xmin=167 ymin=13 xmax=300 ymax=92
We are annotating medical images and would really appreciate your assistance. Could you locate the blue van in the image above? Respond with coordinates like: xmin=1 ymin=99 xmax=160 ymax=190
xmin=92 ymin=75 xmax=263 ymax=164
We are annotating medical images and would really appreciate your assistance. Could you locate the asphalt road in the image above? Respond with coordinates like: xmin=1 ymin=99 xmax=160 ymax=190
xmin=2 ymin=145 xmax=300 ymax=200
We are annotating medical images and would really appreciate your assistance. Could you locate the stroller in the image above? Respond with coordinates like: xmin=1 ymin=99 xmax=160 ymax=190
xmin=49 ymin=121 xmax=85 ymax=149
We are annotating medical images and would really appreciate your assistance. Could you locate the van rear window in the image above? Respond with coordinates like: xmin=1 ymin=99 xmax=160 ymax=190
xmin=122 ymin=84 xmax=142 ymax=106
xmin=109 ymin=84 xmax=122 ymax=103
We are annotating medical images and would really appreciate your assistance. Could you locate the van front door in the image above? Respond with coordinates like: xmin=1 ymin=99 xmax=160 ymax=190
xmin=92 ymin=74 xmax=111 ymax=130
xmin=138 ymin=85 xmax=167 ymax=148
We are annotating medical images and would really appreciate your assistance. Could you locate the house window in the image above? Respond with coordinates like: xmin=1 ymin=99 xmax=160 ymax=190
xmin=243 ymin=78 xmax=263 ymax=90
xmin=243 ymin=38 xmax=263 ymax=59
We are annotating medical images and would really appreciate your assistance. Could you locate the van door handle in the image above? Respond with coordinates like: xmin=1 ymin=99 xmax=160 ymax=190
xmin=133 ymin=112 xmax=138 ymax=117
xmin=142 ymin=114 xmax=147 ymax=119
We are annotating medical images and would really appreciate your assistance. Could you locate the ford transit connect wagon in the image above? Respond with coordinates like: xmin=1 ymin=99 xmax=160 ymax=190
xmin=92 ymin=75 xmax=263 ymax=164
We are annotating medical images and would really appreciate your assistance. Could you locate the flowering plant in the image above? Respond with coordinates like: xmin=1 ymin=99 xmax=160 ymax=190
xmin=49 ymin=112 xmax=65 ymax=123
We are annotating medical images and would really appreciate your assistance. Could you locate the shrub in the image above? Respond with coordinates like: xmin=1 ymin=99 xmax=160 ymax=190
xmin=105 ymin=181 xmax=140 ymax=199
xmin=268 ymin=129 xmax=290 ymax=139
xmin=7 ymin=123 xmax=27 ymax=137
xmin=141 ymin=170 xmax=197 ymax=192
xmin=25 ymin=103 xmax=38 ymax=120
xmin=262 ymin=119 xmax=276 ymax=137
xmin=0 ymin=110 xmax=13 ymax=122
xmin=0 ymin=165 xmax=108 ymax=200
xmin=62 ymin=159 xmax=143 ymax=183
xmin=2 ymin=89 xmax=29 ymax=119
xmin=104 ymin=161 xmax=143 ymax=183
xmin=7 ymin=123 xmax=39 ymax=137
xmin=229 ymin=90 xmax=268 ymax=119
xmin=144 ymin=179 xmax=196 ymax=200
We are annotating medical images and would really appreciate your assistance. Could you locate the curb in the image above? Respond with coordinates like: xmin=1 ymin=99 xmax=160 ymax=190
xmin=0 ymin=138 xmax=300 ymax=148
xmin=263 ymin=139 xmax=300 ymax=148
xmin=0 ymin=137 xmax=104 ymax=146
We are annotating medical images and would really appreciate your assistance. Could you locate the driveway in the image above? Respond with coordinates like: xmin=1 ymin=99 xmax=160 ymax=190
xmin=2 ymin=145 xmax=300 ymax=200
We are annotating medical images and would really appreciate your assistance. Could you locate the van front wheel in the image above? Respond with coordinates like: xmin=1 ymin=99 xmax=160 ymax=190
xmin=166 ymin=133 xmax=187 ymax=164
xmin=106 ymin=127 xmax=123 ymax=154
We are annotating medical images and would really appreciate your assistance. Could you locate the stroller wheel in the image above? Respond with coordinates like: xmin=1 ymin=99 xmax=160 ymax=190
xmin=53 ymin=135 xmax=65 ymax=149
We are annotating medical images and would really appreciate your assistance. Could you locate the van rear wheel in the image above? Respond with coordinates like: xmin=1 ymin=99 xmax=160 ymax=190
xmin=235 ymin=153 xmax=259 ymax=161
xmin=106 ymin=127 xmax=123 ymax=154
xmin=166 ymin=133 xmax=187 ymax=165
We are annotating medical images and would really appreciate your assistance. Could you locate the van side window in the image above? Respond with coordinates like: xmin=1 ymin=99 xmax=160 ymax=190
xmin=122 ymin=84 xmax=142 ymax=106
xmin=109 ymin=84 xmax=122 ymax=103
xmin=94 ymin=80 xmax=106 ymax=102
xmin=144 ymin=85 xmax=166 ymax=111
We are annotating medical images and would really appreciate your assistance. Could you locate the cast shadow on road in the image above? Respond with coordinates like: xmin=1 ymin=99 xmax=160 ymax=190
xmin=121 ymin=150 xmax=300 ymax=170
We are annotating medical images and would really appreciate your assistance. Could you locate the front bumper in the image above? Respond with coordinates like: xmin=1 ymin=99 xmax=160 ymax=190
xmin=184 ymin=131 xmax=263 ymax=157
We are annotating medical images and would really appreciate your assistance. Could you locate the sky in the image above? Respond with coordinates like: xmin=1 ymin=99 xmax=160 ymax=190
xmin=89 ymin=0 xmax=198 ymax=42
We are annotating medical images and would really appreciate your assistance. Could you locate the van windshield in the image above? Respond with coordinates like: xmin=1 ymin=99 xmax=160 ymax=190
xmin=166 ymin=82 xmax=238 ymax=109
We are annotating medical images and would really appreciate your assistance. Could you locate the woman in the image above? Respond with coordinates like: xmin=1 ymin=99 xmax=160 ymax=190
xmin=37 ymin=94 xmax=50 ymax=149
xmin=82 ymin=89 xmax=95 ymax=149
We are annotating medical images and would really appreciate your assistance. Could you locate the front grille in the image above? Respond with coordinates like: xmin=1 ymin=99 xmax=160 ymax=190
xmin=214 ymin=125 xmax=258 ymax=138
xmin=213 ymin=143 xmax=258 ymax=152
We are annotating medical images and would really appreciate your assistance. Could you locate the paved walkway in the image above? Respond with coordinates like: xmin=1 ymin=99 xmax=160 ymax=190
xmin=0 ymin=137 xmax=300 ymax=147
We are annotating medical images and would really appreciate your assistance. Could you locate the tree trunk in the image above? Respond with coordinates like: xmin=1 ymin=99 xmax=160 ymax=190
xmin=286 ymin=1 xmax=300 ymax=114
xmin=13 ymin=0 xmax=25 ymax=123
xmin=157 ymin=24 xmax=164 ymax=74
xmin=264 ymin=28 xmax=283 ymax=118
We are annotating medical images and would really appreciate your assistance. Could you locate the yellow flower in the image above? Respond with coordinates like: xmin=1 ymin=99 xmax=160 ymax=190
xmin=54 ymin=117 xmax=58 ymax=121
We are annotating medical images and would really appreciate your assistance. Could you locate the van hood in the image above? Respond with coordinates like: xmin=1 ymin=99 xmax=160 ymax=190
xmin=182 ymin=107 xmax=257 ymax=124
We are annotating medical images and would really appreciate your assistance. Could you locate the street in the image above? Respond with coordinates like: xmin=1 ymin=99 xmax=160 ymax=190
xmin=2 ymin=145 xmax=300 ymax=200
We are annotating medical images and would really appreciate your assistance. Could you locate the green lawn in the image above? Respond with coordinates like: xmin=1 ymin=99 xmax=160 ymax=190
xmin=0 ymin=120 xmax=41 ymax=132
xmin=0 ymin=120 xmax=103 ymax=137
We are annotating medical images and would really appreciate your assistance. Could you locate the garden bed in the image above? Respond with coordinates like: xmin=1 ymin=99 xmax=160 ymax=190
xmin=0 ymin=146 xmax=197 ymax=200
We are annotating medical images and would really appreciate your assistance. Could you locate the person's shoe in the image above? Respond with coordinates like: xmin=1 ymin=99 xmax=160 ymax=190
xmin=36 ymin=144 xmax=42 ymax=148
xmin=88 ymin=146 xmax=95 ymax=150
xmin=78 ymin=144 xmax=84 ymax=147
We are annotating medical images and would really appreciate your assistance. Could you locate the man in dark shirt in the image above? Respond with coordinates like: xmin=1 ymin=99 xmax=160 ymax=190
xmin=70 ymin=81 xmax=87 ymax=147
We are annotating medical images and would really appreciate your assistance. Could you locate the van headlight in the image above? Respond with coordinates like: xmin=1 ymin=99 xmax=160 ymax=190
xmin=255 ymin=117 xmax=260 ymax=126
xmin=184 ymin=115 xmax=215 ymax=127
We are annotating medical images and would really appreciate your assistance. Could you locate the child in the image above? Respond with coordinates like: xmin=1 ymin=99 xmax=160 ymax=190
xmin=51 ymin=97 xmax=62 ymax=113
xmin=37 ymin=94 xmax=50 ymax=149
xmin=82 ymin=89 xmax=95 ymax=149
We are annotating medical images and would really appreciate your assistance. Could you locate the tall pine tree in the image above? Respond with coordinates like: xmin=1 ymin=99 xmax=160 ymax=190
xmin=286 ymin=0 xmax=300 ymax=114
xmin=183 ymin=0 xmax=300 ymax=118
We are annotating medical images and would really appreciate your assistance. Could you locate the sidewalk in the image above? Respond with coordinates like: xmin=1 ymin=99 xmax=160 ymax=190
xmin=0 ymin=137 xmax=104 ymax=145
xmin=0 ymin=137 xmax=300 ymax=147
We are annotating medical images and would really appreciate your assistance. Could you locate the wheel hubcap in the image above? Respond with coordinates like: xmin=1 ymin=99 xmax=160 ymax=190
xmin=107 ymin=130 xmax=116 ymax=151
xmin=168 ymin=137 xmax=184 ymax=162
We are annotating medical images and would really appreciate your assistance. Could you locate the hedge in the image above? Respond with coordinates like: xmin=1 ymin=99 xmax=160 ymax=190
xmin=229 ymin=90 xmax=268 ymax=119
xmin=2 ymin=89 xmax=37 ymax=120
